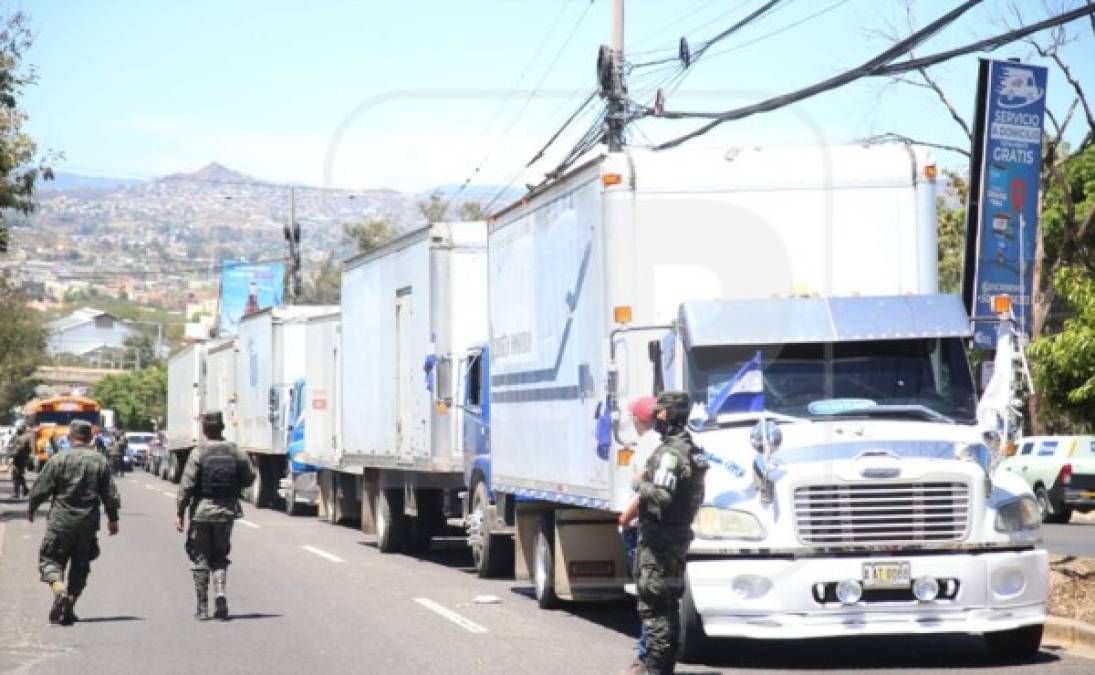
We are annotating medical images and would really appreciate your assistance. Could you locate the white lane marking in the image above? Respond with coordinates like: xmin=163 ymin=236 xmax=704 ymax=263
xmin=301 ymin=545 xmax=344 ymax=563
xmin=237 ymin=519 xmax=260 ymax=529
xmin=413 ymin=598 xmax=488 ymax=634
xmin=144 ymin=485 xmax=156 ymax=490
xmin=161 ymin=491 xmax=174 ymax=498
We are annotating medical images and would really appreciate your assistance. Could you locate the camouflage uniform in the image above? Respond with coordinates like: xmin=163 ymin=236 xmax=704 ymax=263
xmin=634 ymin=392 xmax=707 ymax=675
xmin=176 ymin=426 xmax=255 ymax=620
xmin=109 ymin=434 xmax=128 ymax=476
xmin=27 ymin=422 xmax=120 ymax=625
xmin=8 ymin=428 xmax=33 ymax=497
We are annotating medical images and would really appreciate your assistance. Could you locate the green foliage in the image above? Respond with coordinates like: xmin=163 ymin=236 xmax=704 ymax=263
xmin=1029 ymin=266 xmax=1095 ymax=432
xmin=0 ymin=275 xmax=45 ymax=422
xmin=300 ymin=252 xmax=341 ymax=304
xmin=936 ymin=171 xmax=966 ymax=295
xmin=0 ymin=12 xmax=54 ymax=252
xmin=418 ymin=191 xmax=448 ymax=224
xmin=92 ymin=363 xmax=166 ymax=431
xmin=1040 ymin=145 xmax=1095 ymax=273
xmin=343 ymin=217 xmax=394 ymax=255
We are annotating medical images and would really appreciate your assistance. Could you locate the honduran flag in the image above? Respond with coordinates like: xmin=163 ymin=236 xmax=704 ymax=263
xmin=708 ymin=351 xmax=765 ymax=416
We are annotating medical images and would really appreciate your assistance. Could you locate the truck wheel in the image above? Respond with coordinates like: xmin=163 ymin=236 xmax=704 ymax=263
xmin=984 ymin=623 xmax=1043 ymax=661
xmin=470 ymin=481 xmax=512 ymax=578
xmin=533 ymin=513 xmax=559 ymax=610
xmin=407 ymin=490 xmax=440 ymax=555
xmin=1035 ymin=485 xmax=1051 ymax=522
xmin=677 ymin=577 xmax=709 ymax=663
xmin=284 ymin=470 xmax=298 ymax=516
xmin=376 ymin=489 xmax=407 ymax=553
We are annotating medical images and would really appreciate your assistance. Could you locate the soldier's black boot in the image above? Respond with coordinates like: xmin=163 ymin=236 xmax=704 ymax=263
xmin=212 ymin=570 xmax=228 ymax=620
xmin=59 ymin=594 xmax=76 ymax=626
xmin=48 ymin=582 xmax=66 ymax=624
xmin=193 ymin=570 xmax=210 ymax=620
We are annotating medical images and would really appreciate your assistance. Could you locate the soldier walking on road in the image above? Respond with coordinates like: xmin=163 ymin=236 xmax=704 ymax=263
xmin=176 ymin=412 xmax=255 ymax=620
xmin=618 ymin=392 xmax=708 ymax=675
xmin=7 ymin=423 xmax=34 ymax=498
xmin=109 ymin=429 xmax=128 ymax=477
xmin=27 ymin=419 xmax=120 ymax=626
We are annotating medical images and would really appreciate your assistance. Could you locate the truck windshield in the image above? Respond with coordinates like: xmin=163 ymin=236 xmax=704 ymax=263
xmin=687 ymin=338 xmax=977 ymax=423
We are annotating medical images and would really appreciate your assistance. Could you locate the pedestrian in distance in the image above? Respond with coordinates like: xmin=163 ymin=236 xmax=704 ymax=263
xmin=176 ymin=411 xmax=255 ymax=620
xmin=617 ymin=391 xmax=708 ymax=675
xmin=6 ymin=423 xmax=34 ymax=498
xmin=109 ymin=428 xmax=127 ymax=477
xmin=27 ymin=419 xmax=121 ymax=626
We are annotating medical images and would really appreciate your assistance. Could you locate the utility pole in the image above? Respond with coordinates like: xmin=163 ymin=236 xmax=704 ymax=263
xmin=606 ymin=0 xmax=627 ymax=151
xmin=284 ymin=186 xmax=302 ymax=303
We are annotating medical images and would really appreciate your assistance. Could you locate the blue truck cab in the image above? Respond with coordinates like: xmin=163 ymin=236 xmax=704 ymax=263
xmin=279 ymin=377 xmax=320 ymax=515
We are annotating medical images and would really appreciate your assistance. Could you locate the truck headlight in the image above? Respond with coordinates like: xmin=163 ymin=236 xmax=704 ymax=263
xmin=692 ymin=507 xmax=765 ymax=540
xmin=994 ymin=496 xmax=1041 ymax=532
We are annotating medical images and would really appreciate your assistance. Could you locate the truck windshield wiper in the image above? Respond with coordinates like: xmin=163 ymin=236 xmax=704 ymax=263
xmin=697 ymin=410 xmax=811 ymax=430
xmin=818 ymin=404 xmax=956 ymax=424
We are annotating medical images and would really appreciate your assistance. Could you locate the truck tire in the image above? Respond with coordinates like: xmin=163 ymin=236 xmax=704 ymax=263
xmin=1037 ymin=485 xmax=1073 ymax=524
xmin=284 ymin=470 xmax=298 ymax=516
xmin=677 ymin=577 xmax=709 ymax=663
xmin=470 ymin=481 xmax=512 ymax=578
xmin=376 ymin=489 xmax=408 ymax=553
xmin=407 ymin=490 xmax=440 ymax=555
xmin=984 ymin=623 xmax=1043 ymax=661
xmin=533 ymin=513 xmax=559 ymax=610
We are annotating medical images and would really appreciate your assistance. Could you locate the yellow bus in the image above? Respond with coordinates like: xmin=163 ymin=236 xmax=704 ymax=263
xmin=24 ymin=395 xmax=104 ymax=469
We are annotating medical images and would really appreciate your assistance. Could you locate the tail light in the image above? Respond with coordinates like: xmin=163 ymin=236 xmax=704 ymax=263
xmin=1057 ymin=463 xmax=1073 ymax=486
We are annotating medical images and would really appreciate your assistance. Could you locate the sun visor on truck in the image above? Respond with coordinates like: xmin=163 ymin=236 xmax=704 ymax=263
xmin=679 ymin=294 xmax=971 ymax=349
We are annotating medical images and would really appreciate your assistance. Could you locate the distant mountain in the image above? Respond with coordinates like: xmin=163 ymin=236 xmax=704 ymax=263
xmin=160 ymin=162 xmax=263 ymax=186
xmin=44 ymin=171 xmax=144 ymax=192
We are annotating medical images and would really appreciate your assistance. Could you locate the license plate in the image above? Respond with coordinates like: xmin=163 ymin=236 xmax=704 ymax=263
xmin=862 ymin=561 xmax=911 ymax=589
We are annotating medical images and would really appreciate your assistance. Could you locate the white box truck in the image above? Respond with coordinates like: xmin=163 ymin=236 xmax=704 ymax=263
xmin=234 ymin=305 xmax=339 ymax=509
xmin=484 ymin=143 xmax=1046 ymax=659
xmin=201 ymin=338 xmax=239 ymax=444
xmin=166 ymin=342 xmax=205 ymax=482
xmin=317 ymin=221 xmax=488 ymax=551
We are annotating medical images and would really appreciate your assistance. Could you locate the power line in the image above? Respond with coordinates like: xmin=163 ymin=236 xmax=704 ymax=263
xmin=697 ymin=0 xmax=852 ymax=63
xmin=442 ymin=0 xmax=596 ymax=215
xmin=650 ymin=0 xmax=1095 ymax=151
xmin=650 ymin=0 xmax=983 ymax=149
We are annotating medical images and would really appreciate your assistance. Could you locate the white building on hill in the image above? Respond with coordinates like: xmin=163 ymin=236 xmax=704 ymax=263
xmin=47 ymin=308 xmax=141 ymax=358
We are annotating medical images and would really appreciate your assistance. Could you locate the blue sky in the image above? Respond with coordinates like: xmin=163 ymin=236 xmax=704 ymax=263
xmin=21 ymin=0 xmax=1095 ymax=193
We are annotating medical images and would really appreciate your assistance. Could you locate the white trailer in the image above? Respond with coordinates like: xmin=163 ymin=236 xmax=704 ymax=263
xmin=200 ymin=338 xmax=238 ymax=444
xmin=321 ymin=221 xmax=488 ymax=551
xmin=166 ymin=342 xmax=205 ymax=482
xmin=489 ymin=144 xmax=939 ymax=600
xmin=234 ymin=305 xmax=339 ymax=508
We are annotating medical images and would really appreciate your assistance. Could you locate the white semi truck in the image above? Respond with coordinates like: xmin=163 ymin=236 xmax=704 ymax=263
xmin=234 ymin=305 xmax=339 ymax=510
xmin=483 ymin=143 xmax=1046 ymax=659
xmin=303 ymin=221 xmax=489 ymax=551
xmin=165 ymin=342 xmax=205 ymax=482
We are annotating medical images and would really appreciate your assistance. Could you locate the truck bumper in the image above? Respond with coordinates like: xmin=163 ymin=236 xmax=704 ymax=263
xmin=688 ymin=548 xmax=1048 ymax=640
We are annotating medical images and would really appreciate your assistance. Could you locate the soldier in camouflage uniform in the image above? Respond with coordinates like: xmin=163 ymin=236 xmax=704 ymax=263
xmin=7 ymin=423 xmax=33 ymax=497
xmin=176 ymin=412 xmax=255 ymax=620
xmin=27 ymin=419 xmax=120 ymax=626
xmin=619 ymin=392 xmax=707 ymax=674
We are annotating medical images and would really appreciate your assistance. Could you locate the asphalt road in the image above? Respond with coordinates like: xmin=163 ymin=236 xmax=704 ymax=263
xmin=1043 ymin=519 xmax=1095 ymax=558
xmin=1 ymin=470 xmax=1093 ymax=675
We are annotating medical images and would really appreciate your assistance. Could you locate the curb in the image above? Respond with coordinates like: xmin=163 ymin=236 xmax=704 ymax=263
xmin=1046 ymin=616 xmax=1095 ymax=651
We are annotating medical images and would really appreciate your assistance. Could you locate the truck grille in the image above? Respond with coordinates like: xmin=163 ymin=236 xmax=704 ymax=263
xmin=793 ymin=482 xmax=971 ymax=546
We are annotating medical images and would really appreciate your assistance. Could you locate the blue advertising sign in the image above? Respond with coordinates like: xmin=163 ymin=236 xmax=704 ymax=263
xmin=971 ymin=60 xmax=1048 ymax=348
xmin=218 ymin=261 xmax=285 ymax=335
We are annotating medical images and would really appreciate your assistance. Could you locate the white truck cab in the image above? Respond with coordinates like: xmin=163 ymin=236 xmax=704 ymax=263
xmin=664 ymin=295 xmax=1046 ymax=660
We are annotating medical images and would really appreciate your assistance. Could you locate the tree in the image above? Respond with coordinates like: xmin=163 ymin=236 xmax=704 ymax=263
xmin=123 ymin=333 xmax=160 ymax=369
xmin=343 ymin=217 xmax=394 ymax=255
xmin=937 ymin=171 xmax=967 ymax=295
xmin=93 ymin=364 xmax=166 ymax=431
xmin=0 ymin=275 xmax=46 ymax=423
xmin=460 ymin=200 xmax=485 ymax=222
xmin=300 ymin=252 xmax=341 ymax=304
xmin=418 ymin=191 xmax=448 ymax=223
xmin=0 ymin=12 xmax=55 ymax=253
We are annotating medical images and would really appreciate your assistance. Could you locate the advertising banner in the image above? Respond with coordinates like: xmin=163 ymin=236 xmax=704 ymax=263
xmin=970 ymin=60 xmax=1048 ymax=348
xmin=218 ymin=261 xmax=284 ymax=335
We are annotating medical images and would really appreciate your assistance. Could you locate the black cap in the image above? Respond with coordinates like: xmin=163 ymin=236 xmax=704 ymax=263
xmin=201 ymin=411 xmax=225 ymax=426
xmin=70 ymin=420 xmax=94 ymax=441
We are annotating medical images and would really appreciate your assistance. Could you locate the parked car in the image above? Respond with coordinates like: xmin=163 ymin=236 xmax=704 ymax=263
xmin=125 ymin=432 xmax=155 ymax=469
xmin=1002 ymin=435 xmax=1095 ymax=523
